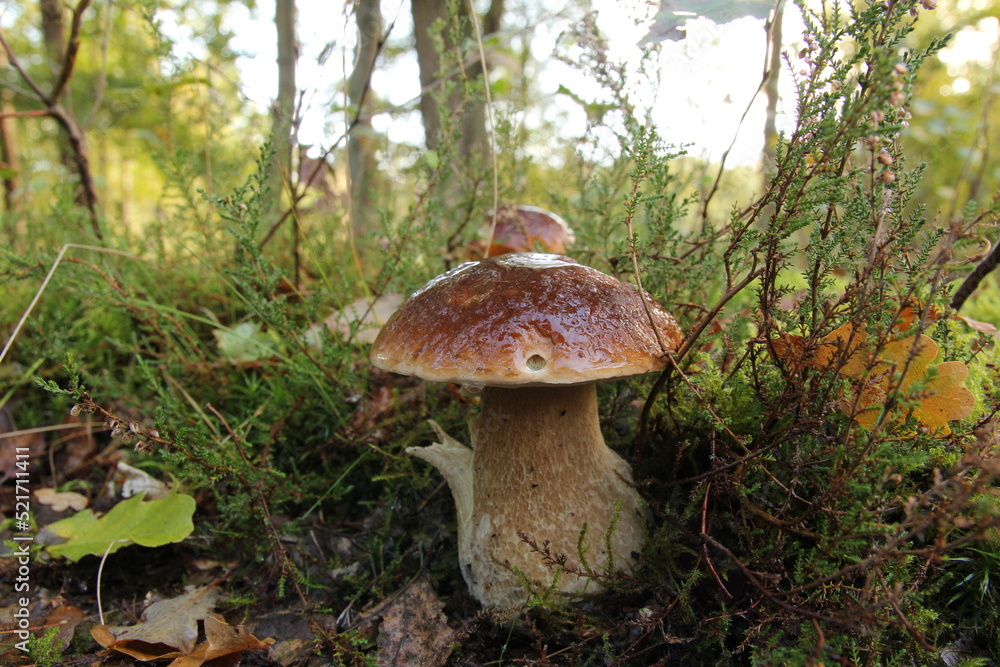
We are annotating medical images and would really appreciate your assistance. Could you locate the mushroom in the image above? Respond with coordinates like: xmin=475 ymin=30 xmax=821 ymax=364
xmin=467 ymin=205 xmax=576 ymax=258
xmin=310 ymin=206 xmax=574 ymax=349
xmin=370 ymin=253 xmax=682 ymax=608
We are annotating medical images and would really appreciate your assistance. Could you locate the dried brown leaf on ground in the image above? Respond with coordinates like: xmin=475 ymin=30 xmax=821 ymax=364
xmin=91 ymin=586 xmax=222 ymax=658
xmin=162 ymin=615 xmax=274 ymax=667
xmin=769 ymin=322 xmax=867 ymax=372
xmin=200 ymin=614 xmax=274 ymax=661
xmin=114 ymin=461 xmax=170 ymax=500
xmin=93 ymin=594 xmax=273 ymax=666
xmin=956 ymin=313 xmax=999 ymax=336
xmin=53 ymin=414 xmax=98 ymax=474
xmin=246 ymin=608 xmax=331 ymax=667
xmin=375 ymin=575 xmax=454 ymax=667
xmin=847 ymin=333 xmax=975 ymax=434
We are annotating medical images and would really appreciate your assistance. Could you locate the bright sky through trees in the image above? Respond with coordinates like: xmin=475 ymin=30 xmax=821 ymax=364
xmin=218 ymin=0 xmax=793 ymax=165
xmin=102 ymin=0 xmax=1000 ymax=166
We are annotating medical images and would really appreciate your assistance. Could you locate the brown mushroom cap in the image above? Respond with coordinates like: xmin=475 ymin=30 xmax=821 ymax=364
xmin=469 ymin=205 xmax=576 ymax=257
xmin=370 ymin=253 xmax=683 ymax=386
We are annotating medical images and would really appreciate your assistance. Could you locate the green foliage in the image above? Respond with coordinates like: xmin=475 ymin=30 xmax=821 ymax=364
xmin=25 ymin=627 xmax=64 ymax=667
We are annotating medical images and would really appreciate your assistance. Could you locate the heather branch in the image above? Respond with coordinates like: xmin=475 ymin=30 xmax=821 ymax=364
xmin=0 ymin=0 xmax=101 ymax=237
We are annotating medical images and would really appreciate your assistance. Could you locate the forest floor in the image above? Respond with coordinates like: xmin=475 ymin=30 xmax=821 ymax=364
xmin=0 ymin=378 xmax=663 ymax=667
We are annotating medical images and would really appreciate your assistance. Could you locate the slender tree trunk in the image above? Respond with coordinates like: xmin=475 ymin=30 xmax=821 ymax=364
xmin=762 ymin=4 xmax=783 ymax=181
xmin=348 ymin=0 xmax=382 ymax=241
xmin=40 ymin=0 xmax=74 ymax=179
xmin=411 ymin=0 xmax=450 ymax=151
xmin=411 ymin=0 xmax=504 ymax=156
xmin=0 ymin=48 xmax=19 ymax=216
xmin=272 ymin=0 xmax=297 ymax=204
xmin=36 ymin=0 xmax=101 ymax=236
xmin=270 ymin=0 xmax=298 ymax=278
xmin=40 ymin=0 xmax=66 ymax=68
xmin=461 ymin=0 xmax=503 ymax=160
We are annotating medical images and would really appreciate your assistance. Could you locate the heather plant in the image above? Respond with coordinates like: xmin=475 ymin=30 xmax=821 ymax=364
xmin=538 ymin=1 xmax=1000 ymax=663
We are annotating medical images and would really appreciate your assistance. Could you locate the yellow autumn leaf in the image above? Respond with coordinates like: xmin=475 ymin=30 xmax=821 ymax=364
xmin=770 ymin=323 xmax=867 ymax=372
xmin=772 ymin=323 xmax=975 ymax=435
xmin=851 ymin=334 xmax=974 ymax=435
xmin=846 ymin=379 xmax=886 ymax=431
xmin=813 ymin=322 xmax=869 ymax=376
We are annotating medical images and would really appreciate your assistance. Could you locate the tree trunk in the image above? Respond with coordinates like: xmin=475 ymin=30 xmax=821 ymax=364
xmin=461 ymin=0 xmax=504 ymax=160
xmin=0 ymin=47 xmax=19 ymax=216
xmin=38 ymin=0 xmax=101 ymax=236
xmin=411 ymin=0 xmax=504 ymax=158
xmin=761 ymin=4 xmax=783 ymax=181
xmin=40 ymin=0 xmax=65 ymax=70
xmin=39 ymin=0 xmax=73 ymax=178
xmin=347 ymin=0 xmax=382 ymax=241
xmin=411 ymin=0 xmax=448 ymax=151
xmin=272 ymin=0 xmax=297 ymax=204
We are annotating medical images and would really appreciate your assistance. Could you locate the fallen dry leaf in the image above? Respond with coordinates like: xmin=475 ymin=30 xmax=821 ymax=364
xmin=92 ymin=589 xmax=273 ymax=667
xmin=770 ymin=323 xmax=867 ymax=373
xmin=769 ymin=333 xmax=813 ymax=371
xmin=54 ymin=414 xmax=98 ymax=473
xmin=771 ymin=322 xmax=975 ymax=434
xmin=956 ymin=313 xmax=999 ymax=336
xmin=161 ymin=615 xmax=274 ymax=667
xmin=0 ymin=404 xmax=45 ymax=483
xmin=201 ymin=614 xmax=275 ymax=661
xmin=34 ymin=488 xmax=88 ymax=512
xmin=115 ymin=461 xmax=170 ymax=500
xmin=810 ymin=322 xmax=869 ymax=375
xmin=847 ymin=334 xmax=975 ymax=434
xmin=310 ymin=293 xmax=405 ymax=346
xmin=893 ymin=304 xmax=940 ymax=333
xmin=376 ymin=575 xmax=454 ymax=667
xmin=92 ymin=586 xmax=222 ymax=658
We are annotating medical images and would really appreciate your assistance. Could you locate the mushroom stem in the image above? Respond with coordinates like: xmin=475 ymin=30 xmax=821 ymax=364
xmin=464 ymin=383 xmax=646 ymax=607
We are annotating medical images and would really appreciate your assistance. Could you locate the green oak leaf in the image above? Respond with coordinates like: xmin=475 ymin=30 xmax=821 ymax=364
xmin=43 ymin=492 xmax=196 ymax=562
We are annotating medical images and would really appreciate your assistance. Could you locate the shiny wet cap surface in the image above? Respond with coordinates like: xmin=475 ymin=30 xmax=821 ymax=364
xmin=370 ymin=253 xmax=683 ymax=386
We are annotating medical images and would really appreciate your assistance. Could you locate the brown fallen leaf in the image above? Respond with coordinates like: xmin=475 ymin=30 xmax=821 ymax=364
xmin=114 ymin=461 xmax=170 ymax=500
xmin=893 ymin=304 xmax=940 ymax=333
xmin=37 ymin=604 xmax=84 ymax=655
xmin=956 ymin=313 xmax=999 ymax=336
xmin=376 ymin=575 xmax=454 ymax=667
xmin=92 ymin=586 xmax=222 ymax=658
xmin=160 ymin=615 xmax=274 ymax=667
xmin=770 ymin=333 xmax=815 ymax=371
xmin=310 ymin=293 xmax=406 ymax=346
xmin=893 ymin=301 xmax=996 ymax=337
xmin=202 ymin=614 xmax=275 ymax=661
xmin=770 ymin=322 xmax=867 ymax=373
xmin=92 ymin=589 xmax=274 ymax=667
xmin=845 ymin=333 xmax=975 ymax=434
xmin=54 ymin=414 xmax=98 ymax=474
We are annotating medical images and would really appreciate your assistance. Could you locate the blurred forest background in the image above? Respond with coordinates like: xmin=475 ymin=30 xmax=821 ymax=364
xmin=5 ymin=0 xmax=1000 ymax=664
xmin=2 ymin=0 xmax=998 ymax=249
